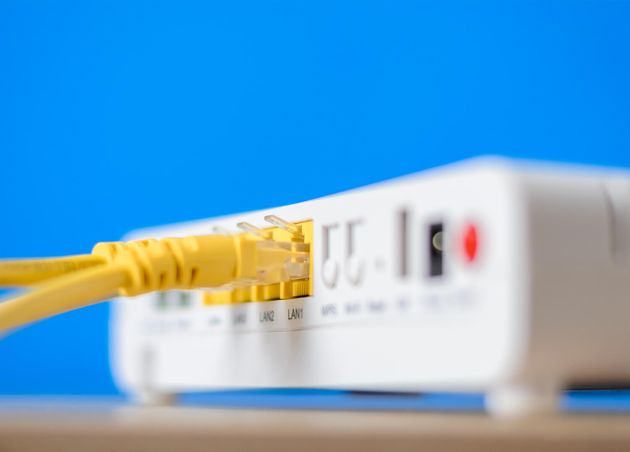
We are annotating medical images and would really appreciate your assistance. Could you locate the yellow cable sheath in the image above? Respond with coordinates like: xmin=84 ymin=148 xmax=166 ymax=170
xmin=0 ymin=255 xmax=108 ymax=287
xmin=0 ymin=229 xmax=310 ymax=332
xmin=0 ymin=265 xmax=129 ymax=332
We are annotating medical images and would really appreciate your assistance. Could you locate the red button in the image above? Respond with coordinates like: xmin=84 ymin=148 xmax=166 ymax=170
xmin=462 ymin=224 xmax=478 ymax=262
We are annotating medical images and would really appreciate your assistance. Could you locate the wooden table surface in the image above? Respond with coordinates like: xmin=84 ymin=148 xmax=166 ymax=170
xmin=0 ymin=398 xmax=629 ymax=452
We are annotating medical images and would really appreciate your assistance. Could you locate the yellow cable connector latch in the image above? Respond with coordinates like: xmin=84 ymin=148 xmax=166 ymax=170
xmin=0 ymin=226 xmax=310 ymax=333
xmin=91 ymin=233 xmax=309 ymax=297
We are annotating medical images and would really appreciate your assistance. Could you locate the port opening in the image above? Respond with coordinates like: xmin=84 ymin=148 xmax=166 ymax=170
xmin=398 ymin=209 xmax=409 ymax=279
xmin=428 ymin=222 xmax=444 ymax=278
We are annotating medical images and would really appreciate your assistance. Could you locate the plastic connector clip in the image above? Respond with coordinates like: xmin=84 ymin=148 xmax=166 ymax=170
xmin=204 ymin=218 xmax=313 ymax=305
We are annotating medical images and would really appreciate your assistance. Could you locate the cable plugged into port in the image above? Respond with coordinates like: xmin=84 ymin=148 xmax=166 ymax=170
xmin=0 ymin=216 xmax=312 ymax=332
xmin=204 ymin=217 xmax=313 ymax=305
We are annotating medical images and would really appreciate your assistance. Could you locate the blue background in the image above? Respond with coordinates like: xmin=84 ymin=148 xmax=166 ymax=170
xmin=1 ymin=1 xmax=630 ymax=397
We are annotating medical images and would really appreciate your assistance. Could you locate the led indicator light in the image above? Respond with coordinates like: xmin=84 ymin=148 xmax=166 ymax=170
xmin=462 ymin=224 xmax=478 ymax=262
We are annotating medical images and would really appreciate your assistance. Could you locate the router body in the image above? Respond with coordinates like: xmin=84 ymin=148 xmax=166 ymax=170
xmin=112 ymin=158 xmax=630 ymax=416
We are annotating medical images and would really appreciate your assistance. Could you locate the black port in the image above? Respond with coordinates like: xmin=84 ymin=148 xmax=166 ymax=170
xmin=155 ymin=292 xmax=169 ymax=310
xmin=179 ymin=292 xmax=192 ymax=307
xmin=428 ymin=222 xmax=444 ymax=277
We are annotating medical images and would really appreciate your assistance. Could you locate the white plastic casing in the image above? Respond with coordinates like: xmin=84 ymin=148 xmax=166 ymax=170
xmin=111 ymin=158 xmax=630 ymax=416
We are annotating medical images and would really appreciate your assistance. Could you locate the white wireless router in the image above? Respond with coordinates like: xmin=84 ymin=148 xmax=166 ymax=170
xmin=111 ymin=157 xmax=630 ymax=417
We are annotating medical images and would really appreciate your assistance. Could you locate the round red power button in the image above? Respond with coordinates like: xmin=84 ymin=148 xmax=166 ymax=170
xmin=462 ymin=223 xmax=478 ymax=262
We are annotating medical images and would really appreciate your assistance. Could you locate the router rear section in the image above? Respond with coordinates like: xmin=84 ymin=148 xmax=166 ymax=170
xmin=111 ymin=158 xmax=630 ymax=417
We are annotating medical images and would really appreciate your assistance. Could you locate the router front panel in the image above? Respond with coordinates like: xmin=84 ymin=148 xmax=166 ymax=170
xmin=112 ymin=160 xmax=630 ymax=415
xmin=113 ymin=163 xmax=526 ymax=397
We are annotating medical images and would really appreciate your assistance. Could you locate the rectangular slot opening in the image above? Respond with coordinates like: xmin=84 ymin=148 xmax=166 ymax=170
xmin=428 ymin=222 xmax=444 ymax=278
xmin=398 ymin=209 xmax=409 ymax=278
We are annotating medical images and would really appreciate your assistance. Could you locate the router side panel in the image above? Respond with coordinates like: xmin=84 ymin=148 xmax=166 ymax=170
xmin=521 ymin=172 xmax=630 ymax=384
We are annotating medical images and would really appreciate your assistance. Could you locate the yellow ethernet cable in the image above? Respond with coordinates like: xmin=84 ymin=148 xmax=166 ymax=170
xmin=0 ymin=265 xmax=128 ymax=331
xmin=0 ymin=255 xmax=108 ymax=287
xmin=0 ymin=225 xmax=310 ymax=333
